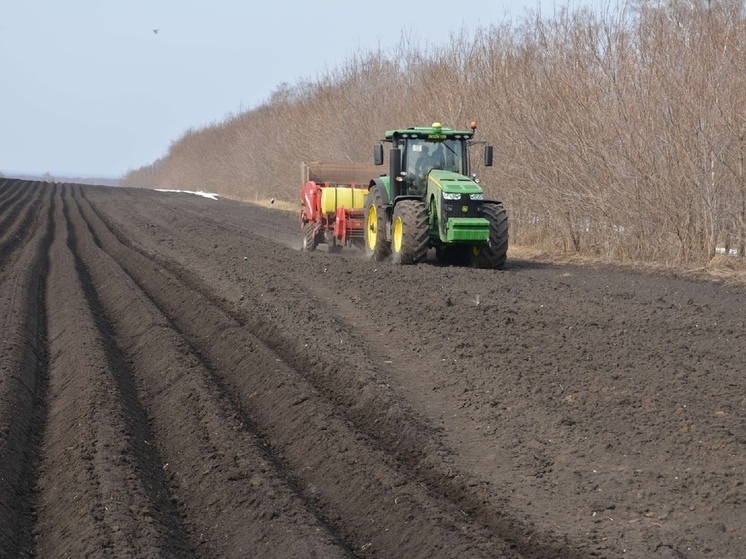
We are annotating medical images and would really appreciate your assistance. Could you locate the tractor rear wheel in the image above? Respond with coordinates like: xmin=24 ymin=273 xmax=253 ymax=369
xmin=364 ymin=185 xmax=390 ymax=260
xmin=301 ymin=223 xmax=317 ymax=252
xmin=471 ymin=203 xmax=509 ymax=269
xmin=391 ymin=200 xmax=429 ymax=265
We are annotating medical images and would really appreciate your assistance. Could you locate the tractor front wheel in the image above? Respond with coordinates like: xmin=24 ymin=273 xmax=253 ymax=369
xmin=391 ymin=200 xmax=429 ymax=265
xmin=471 ymin=203 xmax=509 ymax=269
xmin=364 ymin=186 xmax=390 ymax=260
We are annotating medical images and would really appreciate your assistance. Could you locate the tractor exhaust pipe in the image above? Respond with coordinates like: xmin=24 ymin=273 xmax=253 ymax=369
xmin=389 ymin=147 xmax=401 ymax=201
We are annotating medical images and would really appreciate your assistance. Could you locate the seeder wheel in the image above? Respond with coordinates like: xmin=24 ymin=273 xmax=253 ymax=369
xmin=302 ymin=223 xmax=317 ymax=252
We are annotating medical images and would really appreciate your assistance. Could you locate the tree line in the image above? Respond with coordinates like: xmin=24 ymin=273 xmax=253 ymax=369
xmin=123 ymin=0 xmax=746 ymax=265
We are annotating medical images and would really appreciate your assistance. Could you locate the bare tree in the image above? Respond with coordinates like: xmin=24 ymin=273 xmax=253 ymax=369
xmin=123 ymin=0 xmax=746 ymax=266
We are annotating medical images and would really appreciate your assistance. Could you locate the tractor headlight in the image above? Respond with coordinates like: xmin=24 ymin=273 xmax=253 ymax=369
xmin=469 ymin=193 xmax=484 ymax=200
xmin=442 ymin=192 xmax=461 ymax=200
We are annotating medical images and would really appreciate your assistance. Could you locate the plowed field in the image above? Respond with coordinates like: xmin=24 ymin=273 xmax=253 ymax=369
xmin=0 ymin=179 xmax=743 ymax=559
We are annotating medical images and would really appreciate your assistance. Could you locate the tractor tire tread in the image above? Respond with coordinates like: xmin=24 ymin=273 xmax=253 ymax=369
xmin=392 ymin=200 xmax=429 ymax=265
xmin=302 ymin=222 xmax=317 ymax=252
xmin=365 ymin=186 xmax=391 ymax=260
xmin=472 ymin=203 xmax=508 ymax=269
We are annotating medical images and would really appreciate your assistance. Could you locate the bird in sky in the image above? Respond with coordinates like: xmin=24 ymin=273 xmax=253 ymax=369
xmin=152 ymin=29 xmax=159 ymax=35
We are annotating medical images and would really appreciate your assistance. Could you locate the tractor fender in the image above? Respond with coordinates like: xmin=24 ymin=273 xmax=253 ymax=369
xmin=369 ymin=178 xmax=390 ymax=206
xmin=392 ymin=194 xmax=424 ymax=205
xmin=368 ymin=178 xmax=425 ymax=208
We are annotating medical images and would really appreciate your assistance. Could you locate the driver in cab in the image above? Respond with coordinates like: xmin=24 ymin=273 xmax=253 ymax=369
xmin=412 ymin=144 xmax=445 ymax=193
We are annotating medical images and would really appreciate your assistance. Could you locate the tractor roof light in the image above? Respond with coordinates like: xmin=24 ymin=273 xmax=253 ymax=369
xmin=432 ymin=122 xmax=442 ymax=134
xmin=470 ymin=121 xmax=478 ymax=132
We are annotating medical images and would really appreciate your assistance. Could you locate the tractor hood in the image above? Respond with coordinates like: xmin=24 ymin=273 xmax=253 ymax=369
xmin=427 ymin=170 xmax=483 ymax=195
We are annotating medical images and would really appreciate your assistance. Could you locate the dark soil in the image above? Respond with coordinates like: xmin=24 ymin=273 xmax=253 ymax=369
xmin=0 ymin=179 xmax=743 ymax=559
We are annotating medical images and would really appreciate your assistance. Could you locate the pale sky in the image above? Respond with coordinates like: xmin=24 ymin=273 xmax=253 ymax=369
xmin=0 ymin=0 xmax=620 ymax=178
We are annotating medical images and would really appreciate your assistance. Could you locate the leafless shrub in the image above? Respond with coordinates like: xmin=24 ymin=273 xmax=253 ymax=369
xmin=123 ymin=0 xmax=746 ymax=265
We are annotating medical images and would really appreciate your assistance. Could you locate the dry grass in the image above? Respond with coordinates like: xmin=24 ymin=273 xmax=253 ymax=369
xmin=511 ymin=244 xmax=746 ymax=287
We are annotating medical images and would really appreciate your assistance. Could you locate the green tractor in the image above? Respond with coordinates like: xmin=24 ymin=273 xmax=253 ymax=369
xmin=365 ymin=121 xmax=508 ymax=268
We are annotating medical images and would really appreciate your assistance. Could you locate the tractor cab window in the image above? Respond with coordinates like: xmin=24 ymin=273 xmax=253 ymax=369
xmin=406 ymin=139 xmax=464 ymax=175
xmin=438 ymin=139 xmax=464 ymax=173
xmin=405 ymin=139 xmax=464 ymax=194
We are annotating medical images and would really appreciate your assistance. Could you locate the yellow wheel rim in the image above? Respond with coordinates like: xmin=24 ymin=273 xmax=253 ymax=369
xmin=367 ymin=205 xmax=378 ymax=250
xmin=393 ymin=216 xmax=403 ymax=253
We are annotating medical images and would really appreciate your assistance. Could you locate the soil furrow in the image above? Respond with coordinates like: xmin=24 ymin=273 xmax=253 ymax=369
xmin=0 ymin=178 xmax=16 ymax=199
xmin=68 ymin=185 xmax=351 ymax=558
xmin=84 ymin=186 xmax=745 ymax=559
xmin=0 ymin=179 xmax=29 ymax=215
xmin=74 ymin=187 xmax=521 ymax=557
xmin=79 ymin=189 xmax=585 ymax=558
xmin=61 ymin=188 xmax=195 ymax=558
xmin=0 ymin=182 xmax=33 ymax=233
xmin=0 ymin=184 xmax=44 ymax=273
xmin=0 ymin=184 xmax=54 ymax=559
xmin=2 ymin=181 xmax=741 ymax=559
xmin=31 ymin=186 xmax=193 ymax=558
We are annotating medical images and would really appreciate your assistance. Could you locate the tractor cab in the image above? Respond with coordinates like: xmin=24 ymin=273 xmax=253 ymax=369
xmin=403 ymin=138 xmax=464 ymax=194
xmin=374 ymin=122 xmax=493 ymax=200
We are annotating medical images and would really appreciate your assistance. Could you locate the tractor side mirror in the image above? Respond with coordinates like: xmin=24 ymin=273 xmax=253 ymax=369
xmin=374 ymin=144 xmax=384 ymax=166
xmin=484 ymin=144 xmax=493 ymax=167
